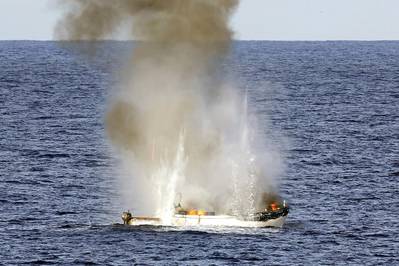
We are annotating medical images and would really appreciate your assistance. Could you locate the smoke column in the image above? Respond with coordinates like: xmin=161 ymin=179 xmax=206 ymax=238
xmin=56 ymin=0 xmax=283 ymax=220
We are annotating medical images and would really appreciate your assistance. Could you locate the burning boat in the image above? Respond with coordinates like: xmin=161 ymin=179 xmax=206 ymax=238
xmin=121 ymin=200 xmax=289 ymax=228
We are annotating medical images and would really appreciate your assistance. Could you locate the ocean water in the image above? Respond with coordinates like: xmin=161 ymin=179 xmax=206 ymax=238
xmin=0 ymin=41 xmax=398 ymax=265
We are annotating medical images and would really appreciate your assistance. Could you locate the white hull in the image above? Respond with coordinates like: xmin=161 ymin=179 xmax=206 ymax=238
xmin=128 ymin=214 xmax=286 ymax=228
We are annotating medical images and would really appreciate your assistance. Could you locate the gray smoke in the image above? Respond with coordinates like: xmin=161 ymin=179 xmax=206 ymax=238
xmin=56 ymin=0 xmax=282 ymax=218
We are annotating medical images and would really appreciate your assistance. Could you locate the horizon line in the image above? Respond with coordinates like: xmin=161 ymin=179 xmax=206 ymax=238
xmin=1 ymin=39 xmax=399 ymax=42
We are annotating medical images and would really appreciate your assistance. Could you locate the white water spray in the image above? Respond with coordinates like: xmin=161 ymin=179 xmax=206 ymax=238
xmin=154 ymin=131 xmax=187 ymax=224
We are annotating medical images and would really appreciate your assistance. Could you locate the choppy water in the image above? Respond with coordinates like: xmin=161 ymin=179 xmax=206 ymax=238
xmin=1 ymin=41 xmax=398 ymax=265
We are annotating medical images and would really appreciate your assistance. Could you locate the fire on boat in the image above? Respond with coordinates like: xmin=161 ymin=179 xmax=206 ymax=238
xmin=121 ymin=198 xmax=289 ymax=228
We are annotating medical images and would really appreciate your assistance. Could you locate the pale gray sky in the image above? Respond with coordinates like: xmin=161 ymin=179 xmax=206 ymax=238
xmin=0 ymin=0 xmax=399 ymax=40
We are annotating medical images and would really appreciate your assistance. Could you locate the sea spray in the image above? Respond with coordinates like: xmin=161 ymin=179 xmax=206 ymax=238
xmin=56 ymin=0 xmax=283 ymax=220
xmin=154 ymin=130 xmax=187 ymax=224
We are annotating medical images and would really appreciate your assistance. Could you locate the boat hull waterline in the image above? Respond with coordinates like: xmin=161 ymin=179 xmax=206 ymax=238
xmin=125 ymin=214 xmax=287 ymax=228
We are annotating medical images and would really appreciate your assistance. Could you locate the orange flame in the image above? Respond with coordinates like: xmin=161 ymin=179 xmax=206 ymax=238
xmin=197 ymin=210 xmax=206 ymax=216
xmin=187 ymin=209 xmax=198 ymax=215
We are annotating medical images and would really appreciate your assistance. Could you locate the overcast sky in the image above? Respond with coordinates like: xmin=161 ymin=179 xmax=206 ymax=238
xmin=1 ymin=0 xmax=399 ymax=40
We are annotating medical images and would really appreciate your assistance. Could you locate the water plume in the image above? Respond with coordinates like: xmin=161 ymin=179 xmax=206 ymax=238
xmin=56 ymin=0 xmax=283 ymax=220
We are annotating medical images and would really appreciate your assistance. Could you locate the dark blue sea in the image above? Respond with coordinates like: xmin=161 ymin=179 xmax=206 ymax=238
xmin=1 ymin=41 xmax=398 ymax=265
